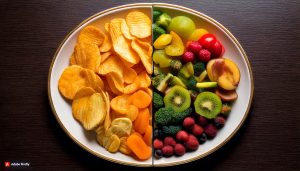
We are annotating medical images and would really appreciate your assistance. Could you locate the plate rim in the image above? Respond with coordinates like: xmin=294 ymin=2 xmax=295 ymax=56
xmin=47 ymin=2 xmax=254 ymax=167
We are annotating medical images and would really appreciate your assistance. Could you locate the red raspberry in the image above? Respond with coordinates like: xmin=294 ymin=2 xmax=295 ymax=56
xmin=185 ymin=135 xmax=199 ymax=151
xmin=187 ymin=41 xmax=202 ymax=53
xmin=182 ymin=51 xmax=195 ymax=63
xmin=162 ymin=145 xmax=174 ymax=156
xmin=205 ymin=124 xmax=218 ymax=138
xmin=174 ymin=144 xmax=186 ymax=156
xmin=153 ymin=139 xmax=163 ymax=149
xmin=176 ymin=130 xmax=189 ymax=142
xmin=183 ymin=117 xmax=195 ymax=129
xmin=164 ymin=136 xmax=176 ymax=146
xmin=198 ymin=116 xmax=209 ymax=126
xmin=198 ymin=49 xmax=211 ymax=62
xmin=192 ymin=124 xmax=204 ymax=136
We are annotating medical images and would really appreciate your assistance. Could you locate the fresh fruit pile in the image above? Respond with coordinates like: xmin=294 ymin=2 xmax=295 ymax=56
xmin=152 ymin=10 xmax=240 ymax=158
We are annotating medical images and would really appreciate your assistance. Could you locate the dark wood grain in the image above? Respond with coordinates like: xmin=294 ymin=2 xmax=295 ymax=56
xmin=0 ymin=0 xmax=299 ymax=170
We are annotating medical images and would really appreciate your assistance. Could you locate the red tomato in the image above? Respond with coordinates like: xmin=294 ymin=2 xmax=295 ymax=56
xmin=198 ymin=33 xmax=216 ymax=51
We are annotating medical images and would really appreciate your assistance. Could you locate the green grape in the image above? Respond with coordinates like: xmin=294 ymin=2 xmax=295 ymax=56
xmin=168 ymin=16 xmax=196 ymax=39
xmin=153 ymin=50 xmax=172 ymax=68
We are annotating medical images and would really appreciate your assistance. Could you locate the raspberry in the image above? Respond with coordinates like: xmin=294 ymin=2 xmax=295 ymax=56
xmin=162 ymin=145 xmax=174 ymax=156
xmin=198 ymin=49 xmax=211 ymax=62
xmin=182 ymin=51 xmax=195 ymax=63
xmin=176 ymin=130 xmax=189 ymax=142
xmin=153 ymin=139 xmax=163 ymax=149
xmin=185 ymin=135 xmax=199 ymax=151
xmin=205 ymin=124 xmax=218 ymax=139
xmin=164 ymin=136 xmax=176 ymax=146
xmin=183 ymin=117 xmax=195 ymax=129
xmin=192 ymin=124 xmax=204 ymax=136
xmin=198 ymin=116 xmax=208 ymax=126
xmin=214 ymin=116 xmax=226 ymax=129
xmin=174 ymin=144 xmax=186 ymax=156
xmin=187 ymin=41 xmax=202 ymax=53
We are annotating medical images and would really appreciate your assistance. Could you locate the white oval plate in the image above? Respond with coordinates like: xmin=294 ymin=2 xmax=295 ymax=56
xmin=48 ymin=3 xmax=253 ymax=167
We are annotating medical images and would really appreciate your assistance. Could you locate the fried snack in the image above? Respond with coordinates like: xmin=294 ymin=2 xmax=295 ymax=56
xmin=99 ymin=33 xmax=112 ymax=52
xmin=125 ymin=11 xmax=151 ymax=38
xmin=100 ymin=51 xmax=112 ymax=64
xmin=73 ymin=43 xmax=101 ymax=72
xmin=119 ymin=137 xmax=132 ymax=155
xmin=121 ymin=19 xmax=134 ymax=40
xmin=72 ymin=89 xmax=107 ymax=130
xmin=131 ymin=39 xmax=152 ymax=74
xmin=106 ymin=72 xmax=124 ymax=95
xmin=78 ymin=25 xmax=105 ymax=46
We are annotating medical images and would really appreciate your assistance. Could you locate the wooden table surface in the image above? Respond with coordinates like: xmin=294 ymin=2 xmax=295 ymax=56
xmin=0 ymin=0 xmax=299 ymax=170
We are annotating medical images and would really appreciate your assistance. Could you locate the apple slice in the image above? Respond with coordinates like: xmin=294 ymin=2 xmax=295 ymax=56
xmin=215 ymin=88 xmax=238 ymax=101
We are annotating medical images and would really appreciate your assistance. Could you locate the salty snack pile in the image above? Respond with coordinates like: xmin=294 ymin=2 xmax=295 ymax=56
xmin=58 ymin=11 xmax=152 ymax=160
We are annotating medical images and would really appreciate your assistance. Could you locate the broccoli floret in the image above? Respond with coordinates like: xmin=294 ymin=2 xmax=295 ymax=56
xmin=155 ymin=107 xmax=193 ymax=127
xmin=186 ymin=76 xmax=198 ymax=91
xmin=153 ymin=24 xmax=166 ymax=41
xmin=155 ymin=107 xmax=174 ymax=127
xmin=153 ymin=92 xmax=164 ymax=110
xmin=193 ymin=62 xmax=206 ymax=76
xmin=155 ymin=13 xmax=172 ymax=29
xmin=153 ymin=10 xmax=162 ymax=22
xmin=172 ymin=107 xmax=193 ymax=124
xmin=162 ymin=125 xmax=182 ymax=135
xmin=170 ymin=60 xmax=182 ymax=74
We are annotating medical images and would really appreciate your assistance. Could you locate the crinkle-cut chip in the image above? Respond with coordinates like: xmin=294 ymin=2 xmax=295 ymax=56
xmin=99 ymin=33 xmax=112 ymax=52
xmin=121 ymin=19 xmax=134 ymax=40
xmin=136 ymin=39 xmax=153 ymax=57
xmin=123 ymin=64 xmax=137 ymax=84
xmin=110 ymin=94 xmax=131 ymax=114
xmin=137 ymin=71 xmax=151 ymax=88
xmin=106 ymin=72 xmax=124 ymax=95
xmin=74 ymin=42 xmax=101 ymax=72
xmin=98 ymin=55 xmax=123 ymax=77
xmin=74 ymin=87 xmax=96 ymax=99
xmin=100 ymin=51 xmax=112 ymax=64
xmin=126 ymin=11 xmax=151 ymax=38
xmin=82 ymin=68 xmax=104 ymax=93
xmin=58 ymin=66 xmax=86 ymax=100
xmin=70 ymin=53 xmax=76 ymax=65
xmin=111 ymin=117 xmax=132 ymax=135
xmin=72 ymin=92 xmax=107 ymax=130
xmin=109 ymin=18 xmax=123 ymax=43
xmin=104 ymin=22 xmax=110 ymax=33
xmin=132 ymin=62 xmax=146 ymax=74
xmin=105 ymin=134 xmax=120 ymax=153
xmin=106 ymin=125 xmax=129 ymax=138
xmin=123 ymin=79 xmax=140 ymax=94
xmin=119 ymin=137 xmax=132 ymax=155
xmin=78 ymin=25 xmax=105 ymax=46
xmin=131 ymin=39 xmax=152 ymax=74
xmin=114 ymin=36 xmax=140 ymax=65
xmin=103 ymin=92 xmax=111 ymax=131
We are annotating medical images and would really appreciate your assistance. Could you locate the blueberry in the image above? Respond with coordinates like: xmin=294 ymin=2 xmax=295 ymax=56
xmin=154 ymin=128 xmax=164 ymax=139
xmin=198 ymin=133 xmax=207 ymax=144
xmin=154 ymin=149 xmax=163 ymax=159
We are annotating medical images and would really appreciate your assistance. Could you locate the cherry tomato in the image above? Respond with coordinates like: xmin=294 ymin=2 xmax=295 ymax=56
xmin=198 ymin=33 xmax=216 ymax=51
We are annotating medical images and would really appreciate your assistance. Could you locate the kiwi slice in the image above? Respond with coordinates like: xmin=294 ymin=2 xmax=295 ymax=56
xmin=194 ymin=92 xmax=222 ymax=119
xmin=164 ymin=85 xmax=191 ymax=112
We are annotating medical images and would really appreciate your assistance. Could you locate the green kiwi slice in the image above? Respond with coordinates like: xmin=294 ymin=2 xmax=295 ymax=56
xmin=194 ymin=92 xmax=222 ymax=119
xmin=164 ymin=85 xmax=191 ymax=112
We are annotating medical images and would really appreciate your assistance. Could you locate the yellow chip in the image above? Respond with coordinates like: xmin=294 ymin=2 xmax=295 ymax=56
xmin=83 ymin=68 xmax=104 ymax=93
xmin=123 ymin=78 xmax=140 ymax=94
xmin=104 ymin=92 xmax=112 ymax=131
xmin=100 ymin=51 xmax=112 ymax=64
xmin=72 ymin=92 xmax=107 ymax=130
xmin=99 ymin=33 xmax=112 ymax=52
xmin=74 ymin=87 xmax=96 ymax=99
xmin=110 ymin=94 xmax=131 ymax=114
xmin=136 ymin=39 xmax=153 ymax=57
xmin=74 ymin=42 xmax=101 ymax=72
xmin=78 ymin=25 xmax=105 ymax=46
xmin=137 ymin=71 xmax=151 ymax=88
xmin=104 ymin=22 xmax=110 ymax=33
xmin=106 ymin=72 xmax=124 ymax=95
xmin=126 ymin=11 xmax=151 ymax=38
xmin=70 ymin=53 xmax=76 ymax=65
xmin=98 ymin=55 xmax=123 ymax=77
xmin=123 ymin=64 xmax=137 ymax=84
xmin=131 ymin=39 xmax=152 ymax=74
xmin=121 ymin=19 xmax=134 ymax=40
xmin=110 ymin=18 xmax=140 ymax=64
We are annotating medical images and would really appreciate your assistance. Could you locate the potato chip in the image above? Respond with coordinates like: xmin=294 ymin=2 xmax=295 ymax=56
xmin=82 ymin=68 xmax=104 ymax=93
xmin=98 ymin=55 xmax=123 ymax=76
xmin=100 ymin=51 xmax=112 ymax=64
xmin=103 ymin=92 xmax=111 ymax=131
xmin=104 ymin=22 xmax=110 ymax=33
xmin=119 ymin=137 xmax=132 ymax=155
xmin=126 ymin=105 xmax=139 ymax=121
xmin=132 ymin=62 xmax=146 ymax=74
xmin=106 ymin=125 xmax=129 ymax=138
xmin=136 ymin=39 xmax=153 ymax=57
xmin=111 ymin=117 xmax=132 ymax=135
xmin=99 ymin=33 xmax=112 ymax=52
xmin=137 ymin=71 xmax=151 ymax=88
xmin=110 ymin=94 xmax=130 ymax=114
xmin=121 ymin=19 xmax=134 ymax=40
xmin=110 ymin=18 xmax=140 ymax=64
xmin=123 ymin=79 xmax=140 ymax=94
xmin=141 ymin=87 xmax=152 ymax=97
xmin=74 ymin=42 xmax=101 ymax=72
xmin=72 ymin=92 xmax=107 ymax=130
xmin=126 ymin=11 xmax=151 ymax=38
xmin=74 ymin=87 xmax=96 ymax=99
xmin=70 ymin=53 xmax=76 ymax=65
xmin=131 ymin=39 xmax=152 ymax=74
xmin=78 ymin=26 xmax=105 ymax=46
xmin=106 ymin=72 xmax=124 ymax=95
xmin=123 ymin=65 xmax=137 ymax=84
xmin=105 ymin=134 xmax=120 ymax=153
